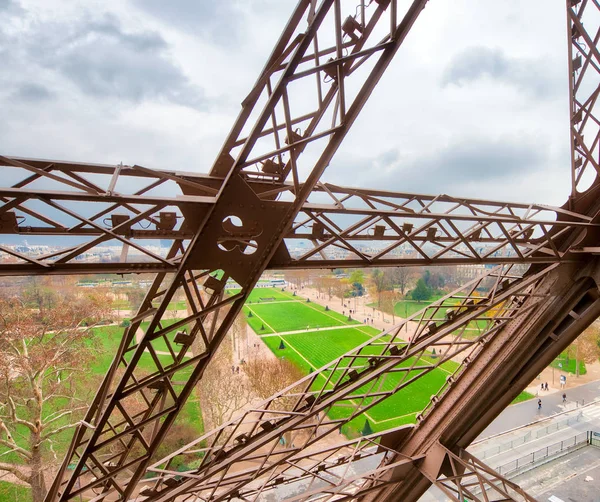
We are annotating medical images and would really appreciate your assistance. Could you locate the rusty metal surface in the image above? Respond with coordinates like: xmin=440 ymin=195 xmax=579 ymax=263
xmin=0 ymin=156 xmax=595 ymax=275
xmin=0 ymin=1 xmax=594 ymax=501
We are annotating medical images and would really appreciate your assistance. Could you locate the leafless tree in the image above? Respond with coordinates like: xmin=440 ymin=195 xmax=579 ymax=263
xmin=369 ymin=269 xmax=391 ymax=308
xmin=568 ymin=325 xmax=600 ymax=377
xmin=380 ymin=290 xmax=401 ymax=324
xmin=197 ymin=333 xmax=252 ymax=431
xmin=246 ymin=358 xmax=304 ymax=404
xmin=0 ymin=292 xmax=111 ymax=502
xmin=392 ymin=267 xmax=416 ymax=297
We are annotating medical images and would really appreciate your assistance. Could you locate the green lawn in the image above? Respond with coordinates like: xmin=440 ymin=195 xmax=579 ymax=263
xmin=551 ymin=355 xmax=587 ymax=375
xmin=91 ymin=324 xmax=203 ymax=433
xmin=249 ymin=291 xmax=534 ymax=436
xmin=368 ymin=294 xmax=447 ymax=319
xmin=0 ymin=481 xmax=31 ymax=502
xmin=370 ymin=295 xmax=495 ymax=340
xmin=512 ymin=391 xmax=535 ymax=404
xmin=260 ymin=324 xmax=459 ymax=435
xmin=227 ymin=287 xmax=294 ymax=303
xmin=245 ymin=301 xmax=359 ymax=333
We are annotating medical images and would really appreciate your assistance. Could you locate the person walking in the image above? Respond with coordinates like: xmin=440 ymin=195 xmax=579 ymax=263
xmin=537 ymin=398 xmax=542 ymax=411
xmin=562 ymin=393 xmax=567 ymax=403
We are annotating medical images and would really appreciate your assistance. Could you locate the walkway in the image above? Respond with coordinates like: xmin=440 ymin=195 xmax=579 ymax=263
xmin=478 ymin=379 xmax=600 ymax=440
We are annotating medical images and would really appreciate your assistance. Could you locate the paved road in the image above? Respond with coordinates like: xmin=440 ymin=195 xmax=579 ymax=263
xmin=478 ymin=379 xmax=600 ymax=439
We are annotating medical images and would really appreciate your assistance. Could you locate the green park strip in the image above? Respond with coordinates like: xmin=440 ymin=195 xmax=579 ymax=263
xmin=260 ymin=326 xmax=459 ymax=433
xmin=90 ymin=325 xmax=203 ymax=432
xmin=368 ymin=294 xmax=446 ymax=319
xmin=370 ymin=296 xmax=499 ymax=341
xmin=244 ymin=301 xmax=359 ymax=333
xmin=512 ymin=391 xmax=535 ymax=404
xmin=551 ymin=353 xmax=587 ymax=376
xmin=227 ymin=287 xmax=294 ymax=303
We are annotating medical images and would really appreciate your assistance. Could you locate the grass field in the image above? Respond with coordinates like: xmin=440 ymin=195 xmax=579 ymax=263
xmin=0 ymin=481 xmax=31 ymax=502
xmin=92 ymin=324 xmax=203 ymax=431
xmin=245 ymin=301 xmax=359 ymax=333
xmin=551 ymin=355 xmax=587 ymax=375
xmin=261 ymin=325 xmax=458 ymax=435
xmin=227 ymin=287 xmax=293 ymax=303
xmin=370 ymin=295 xmax=495 ymax=340
xmin=512 ymin=391 xmax=535 ymax=404
xmin=249 ymin=290 xmax=535 ymax=436
xmin=240 ymin=288 xmax=360 ymax=334
xmin=242 ymin=291 xmax=459 ymax=435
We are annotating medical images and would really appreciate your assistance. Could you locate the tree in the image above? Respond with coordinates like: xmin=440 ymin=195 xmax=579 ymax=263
xmin=333 ymin=278 xmax=351 ymax=305
xmin=423 ymin=269 xmax=445 ymax=291
xmin=567 ymin=325 xmax=600 ymax=377
xmin=245 ymin=358 xmax=305 ymax=445
xmin=245 ymin=358 xmax=304 ymax=403
xmin=125 ymin=287 xmax=147 ymax=313
xmin=22 ymin=278 xmax=56 ymax=316
xmin=197 ymin=332 xmax=252 ymax=431
xmin=369 ymin=269 xmax=391 ymax=308
xmin=0 ymin=292 xmax=111 ymax=502
xmin=380 ymin=290 xmax=400 ymax=324
xmin=411 ymin=279 xmax=432 ymax=303
xmin=392 ymin=267 xmax=416 ymax=297
xmin=322 ymin=277 xmax=338 ymax=300
xmin=349 ymin=270 xmax=364 ymax=285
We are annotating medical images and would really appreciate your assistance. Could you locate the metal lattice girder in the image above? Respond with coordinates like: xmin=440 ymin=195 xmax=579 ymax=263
xmin=135 ymin=264 xmax=553 ymax=501
xmin=42 ymin=1 xmax=435 ymax=500
xmin=0 ymin=155 xmax=597 ymax=275
xmin=356 ymin=258 xmax=600 ymax=502
xmin=568 ymin=0 xmax=600 ymax=197
xmin=418 ymin=443 xmax=537 ymax=502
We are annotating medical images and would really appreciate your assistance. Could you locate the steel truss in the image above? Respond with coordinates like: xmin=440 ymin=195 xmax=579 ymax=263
xmin=0 ymin=156 xmax=595 ymax=276
xmin=0 ymin=1 xmax=596 ymax=501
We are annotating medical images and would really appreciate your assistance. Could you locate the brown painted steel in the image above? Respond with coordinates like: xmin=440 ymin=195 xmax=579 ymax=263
xmin=0 ymin=1 xmax=595 ymax=501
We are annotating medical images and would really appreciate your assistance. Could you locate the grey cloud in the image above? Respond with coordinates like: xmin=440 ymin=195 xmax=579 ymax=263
xmin=12 ymin=83 xmax=53 ymax=102
xmin=0 ymin=0 xmax=16 ymax=11
xmin=442 ymin=46 xmax=561 ymax=99
xmin=328 ymin=136 xmax=550 ymax=200
xmin=1 ymin=12 xmax=204 ymax=109
xmin=131 ymin=0 xmax=290 ymax=46
xmin=0 ymin=0 xmax=22 ymax=17
xmin=132 ymin=0 xmax=241 ymax=45
xmin=45 ymin=15 xmax=203 ymax=108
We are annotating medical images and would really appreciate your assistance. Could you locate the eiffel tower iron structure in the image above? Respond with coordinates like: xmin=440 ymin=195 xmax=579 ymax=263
xmin=0 ymin=0 xmax=599 ymax=500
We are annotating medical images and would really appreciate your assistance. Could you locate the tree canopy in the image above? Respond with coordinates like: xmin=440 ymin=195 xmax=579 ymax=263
xmin=411 ymin=278 xmax=432 ymax=302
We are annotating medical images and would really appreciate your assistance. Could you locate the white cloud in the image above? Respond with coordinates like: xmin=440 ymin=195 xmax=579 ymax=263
xmin=0 ymin=0 xmax=573 ymax=207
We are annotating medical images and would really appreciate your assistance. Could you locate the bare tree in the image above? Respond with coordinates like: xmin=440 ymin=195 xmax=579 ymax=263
xmin=246 ymin=358 xmax=304 ymax=403
xmin=393 ymin=267 xmax=416 ymax=297
xmin=333 ymin=278 xmax=350 ymax=306
xmin=197 ymin=333 xmax=252 ymax=431
xmin=380 ymin=290 xmax=400 ymax=324
xmin=369 ymin=269 xmax=391 ymax=308
xmin=568 ymin=325 xmax=600 ymax=377
xmin=0 ymin=292 xmax=111 ymax=502
xmin=246 ymin=358 xmax=305 ymax=445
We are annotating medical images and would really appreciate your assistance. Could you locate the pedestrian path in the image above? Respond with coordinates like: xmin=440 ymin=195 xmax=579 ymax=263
xmin=470 ymin=400 xmax=600 ymax=479
xmin=478 ymin=380 xmax=600 ymax=439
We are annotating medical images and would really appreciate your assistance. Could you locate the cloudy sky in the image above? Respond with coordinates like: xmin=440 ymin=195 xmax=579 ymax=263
xmin=0 ymin=0 xmax=572 ymax=206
